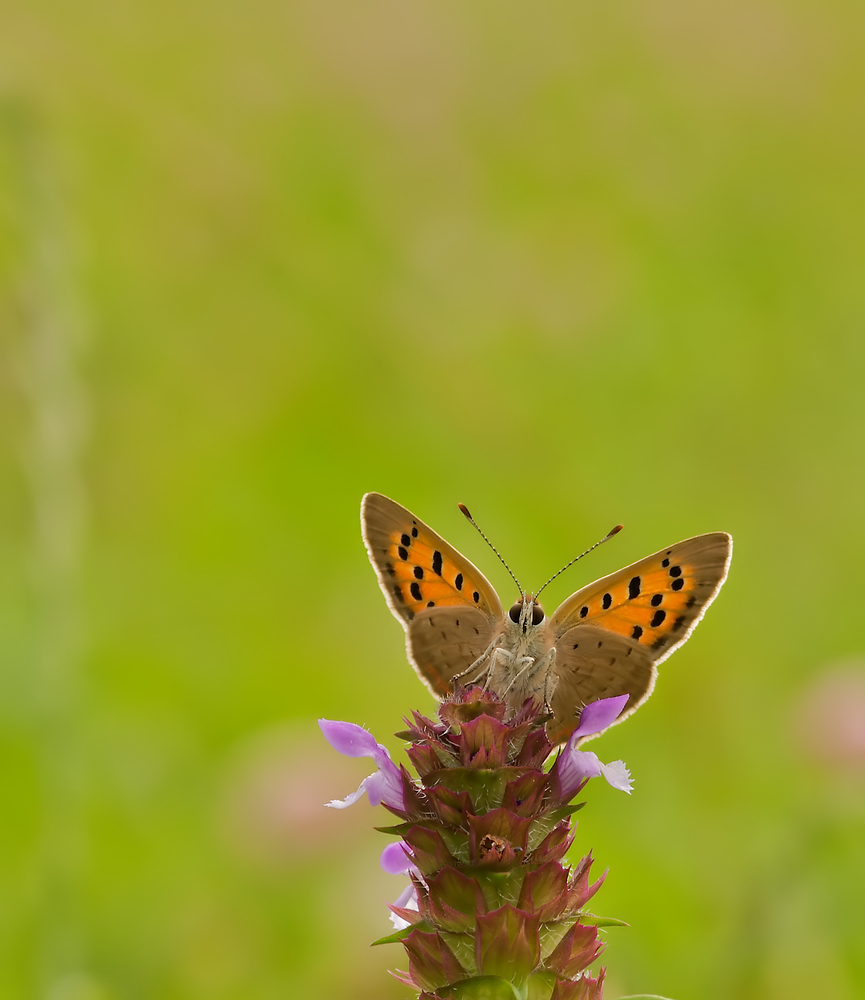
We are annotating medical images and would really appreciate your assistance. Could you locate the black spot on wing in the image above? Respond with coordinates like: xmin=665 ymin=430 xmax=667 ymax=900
xmin=671 ymin=578 xmax=684 ymax=591
xmin=669 ymin=565 xmax=682 ymax=577
xmin=410 ymin=582 xmax=422 ymax=601
xmin=414 ymin=566 xmax=424 ymax=579
xmin=631 ymin=625 xmax=643 ymax=640
xmin=472 ymin=591 xmax=480 ymax=603
xmin=432 ymin=550 xmax=443 ymax=576
xmin=401 ymin=533 xmax=411 ymax=547
xmin=398 ymin=546 xmax=409 ymax=561
xmin=650 ymin=610 xmax=666 ymax=628
xmin=579 ymin=606 xmax=588 ymax=618
xmin=651 ymin=594 xmax=662 ymax=607
xmin=455 ymin=573 xmax=463 ymax=591
xmin=602 ymin=593 xmax=612 ymax=609
xmin=628 ymin=576 xmax=641 ymax=599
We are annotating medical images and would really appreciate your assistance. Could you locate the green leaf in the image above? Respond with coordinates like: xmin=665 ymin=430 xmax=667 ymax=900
xmin=370 ymin=926 xmax=415 ymax=947
xmin=443 ymin=975 xmax=526 ymax=999
xmin=580 ymin=913 xmax=630 ymax=928
xmin=439 ymin=930 xmax=478 ymax=976
xmin=525 ymin=809 xmax=569 ymax=851
xmin=429 ymin=767 xmax=515 ymax=812
xmin=477 ymin=868 xmax=526 ymax=908
xmin=546 ymin=802 xmax=587 ymax=823
xmin=438 ymin=825 xmax=471 ymax=863
xmin=393 ymin=729 xmax=425 ymax=742
xmin=370 ymin=920 xmax=437 ymax=946
xmin=373 ymin=822 xmax=413 ymax=836
xmin=538 ymin=918 xmax=572 ymax=958
xmin=526 ymin=971 xmax=557 ymax=1000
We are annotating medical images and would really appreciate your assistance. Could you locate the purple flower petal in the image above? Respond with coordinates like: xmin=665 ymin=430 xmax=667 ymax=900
xmin=380 ymin=841 xmax=414 ymax=875
xmin=573 ymin=695 xmax=630 ymax=739
xmin=553 ymin=696 xmax=633 ymax=799
xmin=325 ymin=779 xmax=369 ymax=809
xmin=320 ymin=718 xmax=407 ymax=811
xmin=362 ymin=763 xmax=406 ymax=809
xmin=555 ymin=746 xmax=633 ymax=800
xmin=558 ymin=748 xmax=602 ymax=796
xmin=598 ymin=758 xmax=632 ymax=793
xmin=319 ymin=719 xmax=381 ymax=759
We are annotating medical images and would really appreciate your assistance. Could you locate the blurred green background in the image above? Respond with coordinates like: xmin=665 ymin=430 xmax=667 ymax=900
xmin=2 ymin=1 xmax=865 ymax=998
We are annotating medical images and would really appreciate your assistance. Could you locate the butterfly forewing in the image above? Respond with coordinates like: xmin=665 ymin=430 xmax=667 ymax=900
xmin=361 ymin=493 xmax=502 ymax=623
xmin=546 ymin=531 xmax=732 ymax=742
xmin=551 ymin=532 xmax=732 ymax=653
xmin=361 ymin=493 xmax=504 ymax=696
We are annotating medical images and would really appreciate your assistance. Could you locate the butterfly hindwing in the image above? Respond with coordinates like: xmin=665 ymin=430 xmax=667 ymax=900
xmin=407 ymin=605 xmax=498 ymax=697
xmin=547 ymin=625 xmax=657 ymax=744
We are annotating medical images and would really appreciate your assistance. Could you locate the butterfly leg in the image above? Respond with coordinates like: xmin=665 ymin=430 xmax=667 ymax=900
xmin=451 ymin=635 xmax=504 ymax=687
xmin=483 ymin=645 xmax=523 ymax=695
xmin=541 ymin=649 xmax=559 ymax=713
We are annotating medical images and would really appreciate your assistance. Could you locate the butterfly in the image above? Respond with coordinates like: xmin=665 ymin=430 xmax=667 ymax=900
xmin=361 ymin=493 xmax=732 ymax=743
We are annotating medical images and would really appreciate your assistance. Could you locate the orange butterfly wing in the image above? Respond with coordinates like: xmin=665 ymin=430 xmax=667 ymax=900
xmin=361 ymin=493 xmax=504 ymax=695
xmin=546 ymin=532 xmax=732 ymax=742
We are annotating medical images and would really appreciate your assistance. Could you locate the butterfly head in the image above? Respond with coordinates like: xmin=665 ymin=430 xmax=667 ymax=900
xmin=508 ymin=594 xmax=545 ymax=634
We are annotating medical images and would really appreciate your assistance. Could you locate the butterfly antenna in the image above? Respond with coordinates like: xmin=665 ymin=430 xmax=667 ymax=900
xmin=458 ymin=503 xmax=523 ymax=596
xmin=535 ymin=524 xmax=624 ymax=600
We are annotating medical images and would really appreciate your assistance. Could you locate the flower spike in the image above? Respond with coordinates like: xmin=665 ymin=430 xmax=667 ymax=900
xmin=322 ymin=690 xmax=635 ymax=998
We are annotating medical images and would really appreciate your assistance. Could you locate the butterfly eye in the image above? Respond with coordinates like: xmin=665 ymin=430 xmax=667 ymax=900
xmin=531 ymin=602 xmax=545 ymax=625
xmin=508 ymin=600 xmax=523 ymax=623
